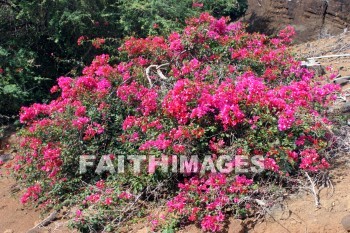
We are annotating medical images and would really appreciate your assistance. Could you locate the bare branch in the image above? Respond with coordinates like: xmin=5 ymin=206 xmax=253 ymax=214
xmin=156 ymin=63 xmax=169 ymax=80
xmin=145 ymin=63 xmax=170 ymax=87
xmin=145 ymin=65 xmax=157 ymax=88
xmin=304 ymin=172 xmax=320 ymax=207
xmin=27 ymin=211 xmax=58 ymax=233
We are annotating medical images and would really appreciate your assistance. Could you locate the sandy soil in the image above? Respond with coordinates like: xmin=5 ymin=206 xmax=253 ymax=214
xmin=252 ymin=154 xmax=350 ymax=233
xmin=0 ymin=132 xmax=72 ymax=233
xmin=0 ymin=129 xmax=40 ymax=233
xmin=0 ymin=171 xmax=41 ymax=233
xmin=293 ymin=31 xmax=350 ymax=77
xmin=0 ymin=130 xmax=43 ymax=233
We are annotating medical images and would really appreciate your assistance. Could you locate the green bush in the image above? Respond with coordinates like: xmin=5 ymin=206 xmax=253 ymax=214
xmin=0 ymin=0 xmax=247 ymax=116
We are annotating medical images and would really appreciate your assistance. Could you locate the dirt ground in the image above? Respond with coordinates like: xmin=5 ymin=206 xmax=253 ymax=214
xmin=0 ymin=130 xmax=42 ymax=233
xmin=293 ymin=31 xmax=350 ymax=77
xmin=251 ymin=153 xmax=350 ymax=233
xmin=0 ymin=132 xmax=42 ymax=233
xmin=1 ymin=33 xmax=350 ymax=233
xmin=0 ymin=132 xmax=73 ymax=233
xmin=0 ymin=171 xmax=41 ymax=233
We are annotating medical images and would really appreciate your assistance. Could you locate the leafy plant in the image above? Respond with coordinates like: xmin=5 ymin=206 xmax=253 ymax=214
xmin=11 ymin=14 xmax=339 ymax=232
xmin=0 ymin=0 xmax=247 ymax=116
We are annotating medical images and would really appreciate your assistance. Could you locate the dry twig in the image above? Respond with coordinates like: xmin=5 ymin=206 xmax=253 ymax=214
xmin=304 ymin=172 xmax=320 ymax=207
xmin=27 ymin=211 xmax=58 ymax=233
xmin=145 ymin=63 xmax=170 ymax=87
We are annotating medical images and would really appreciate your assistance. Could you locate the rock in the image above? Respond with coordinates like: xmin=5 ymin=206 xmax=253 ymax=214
xmin=301 ymin=60 xmax=321 ymax=67
xmin=245 ymin=0 xmax=350 ymax=43
xmin=266 ymin=202 xmax=290 ymax=220
xmin=228 ymin=218 xmax=245 ymax=233
xmin=301 ymin=62 xmax=325 ymax=75
xmin=341 ymin=214 xmax=350 ymax=231
xmin=3 ymin=229 xmax=14 ymax=233
xmin=310 ymin=64 xmax=326 ymax=76
xmin=7 ymin=134 xmax=18 ymax=146
xmin=341 ymin=103 xmax=350 ymax=113
xmin=0 ymin=154 xmax=13 ymax=163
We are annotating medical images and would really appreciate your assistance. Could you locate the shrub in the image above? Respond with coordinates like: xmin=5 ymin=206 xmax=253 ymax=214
xmin=118 ymin=0 xmax=247 ymax=37
xmin=12 ymin=13 xmax=339 ymax=232
xmin=0 ymin=0 xmax=247 ymax=116
xmin=0 ymin=47 xmax=49 ymax=117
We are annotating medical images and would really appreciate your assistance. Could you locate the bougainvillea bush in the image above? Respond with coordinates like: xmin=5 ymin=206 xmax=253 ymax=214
xmin=11 ymin=13 xmax=340 ymax=232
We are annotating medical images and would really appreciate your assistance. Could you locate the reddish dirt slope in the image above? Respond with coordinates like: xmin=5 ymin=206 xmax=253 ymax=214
xmin=0 ymin=172 xmax=41 ymax=233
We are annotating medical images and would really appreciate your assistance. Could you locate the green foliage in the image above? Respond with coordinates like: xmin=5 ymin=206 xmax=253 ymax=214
xmin=118 ymin=0 xmax=194 ymax=36
xmin=118 ymin=0 xmax=247 ymax=37
xmin=0 ymin=0 xmax=120 ymax=116
xmin=201 ymin=0 xmax=248 ymax=19
xmin=0 ymin=0 xmax=247 ymax=116
xmin=0 ymin=47 xmax=49 ymax=116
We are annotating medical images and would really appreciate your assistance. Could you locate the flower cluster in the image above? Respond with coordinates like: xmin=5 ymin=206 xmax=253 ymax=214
xmin=77 ymin=36 xmax=87 ymax=46
xmin=166 ymin=174 xmax=253 ymax=232
xmin=21 ymin=183 xmax=41 ymax=204
xmin=72 ymin=180 xmax=135 ymax=230
xmin=92 ymin=38 xmax=106 ymax=49
xmin=13 ymin=13 xmax=339 ymax=232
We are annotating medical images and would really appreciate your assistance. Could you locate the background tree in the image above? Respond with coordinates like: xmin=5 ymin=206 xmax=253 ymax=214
xmin=0 ymin=0 xmax=248 ymax=117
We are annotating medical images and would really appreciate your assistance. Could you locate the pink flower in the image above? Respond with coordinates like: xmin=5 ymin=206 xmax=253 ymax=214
xmin=167 ymin=194 xmax=186 ymax=212
xmin=92 ymin=38 xmax=106 ymax=49
xmin=75 ymin=106 xmax=86 ymax=117
xmin=86 ymin=193 xmax=101 ymax=203
xmin=118 ymin=192 xmax=133 ymax=200
xmin=77 ymin=36 xmax=86 ymax=46
xmin=76 ymin=209 xmax=82 ymax=218
xmin=201 ymin=213 xmax=225 ymax=232
xmin=96 ymin=180 xmax=105 ymax=189
xmin=50 ymin=85 xmax=59 ymax=93
xmin=264 ymin=158 xmax=280 ymax=172
xmin=192 ymin=2 xmax=203 ymax=8
xmin=104 ymin=197 xmax=113 ymax=205
xmin=278 ymin=25 xmax=296 ymax=44
xmin=21 ymin=184 xmax=42 ymax=204
xmin=72 ymin=117 xmax=90 ymax=130
xmin=299 ymin=149 xmax=329 ymax=171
